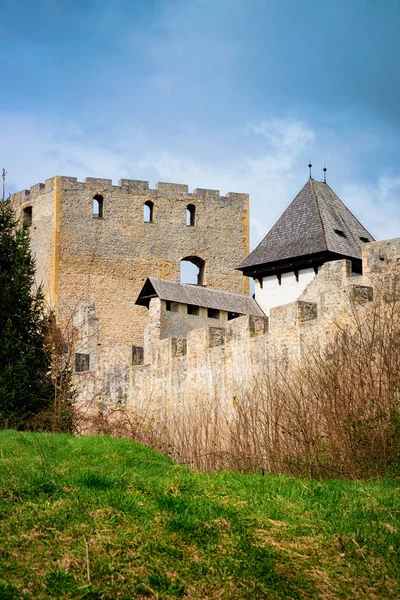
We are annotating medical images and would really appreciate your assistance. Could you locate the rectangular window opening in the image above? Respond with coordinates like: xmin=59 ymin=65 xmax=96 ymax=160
xmin=228 ymin=311 xmax=240 ymax=321
xmin=166 ymin=300 xmax=179 ymax=312
xmin=23 ymin=206 xmax=32 ymax=226
xmin=207 ymin=307 xmax=220 ymax=320
xmin=187 ymin=304 xmax=199 ymax=316
xmin=75 ymin=353 xmax=89 ymax=373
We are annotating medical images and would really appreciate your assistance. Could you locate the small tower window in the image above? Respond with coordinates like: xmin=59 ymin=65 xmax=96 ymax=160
xmin=23 ymin=206 xmax=32 ymax=226
xmin=186 ymin=204 xmax=196 ymax=226
xmin=93 ymin=194 xmax=103 ymax=218
xmin=144 ymin=201 xmax=154 ymax=223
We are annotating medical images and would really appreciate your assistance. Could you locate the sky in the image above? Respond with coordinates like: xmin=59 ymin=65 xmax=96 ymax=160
xmin=1 ymin=0 xmax=400 ymax=247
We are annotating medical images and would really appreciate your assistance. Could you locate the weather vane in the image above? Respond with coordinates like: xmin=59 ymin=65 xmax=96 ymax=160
xmin=308 ymin=161 xmax=312 ymax=179
xmin=323 ymin=164 xmax=327 ymax=183
xmin=2 ymin=168 xmax=6 ymax=201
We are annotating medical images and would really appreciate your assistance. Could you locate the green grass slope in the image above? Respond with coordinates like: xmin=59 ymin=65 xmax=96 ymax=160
xmin=0 ymin=431 xmax=399 ymax=599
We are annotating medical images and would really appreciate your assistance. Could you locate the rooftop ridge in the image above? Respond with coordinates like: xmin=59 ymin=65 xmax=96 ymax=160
xmin=309 ymin=178 xmax=328 ymax=251
xmin=311 ymin=178 xmax=376 ymax=241
xmin=149 ymin=277 xmax=252 ymax=300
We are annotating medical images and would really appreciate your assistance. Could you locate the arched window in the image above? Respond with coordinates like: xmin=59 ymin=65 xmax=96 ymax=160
xmin=180 ymin=256 xmax=205 ymax=285
xmin=186 ymin=204 xmax=196 ymax=226
xmin=23 ymin=206 xmax=32 ymax=226
xmin=144 ymin=201 xmax=154 ymax=223
xmin=93 ymin=194 xmax=103 ymax=218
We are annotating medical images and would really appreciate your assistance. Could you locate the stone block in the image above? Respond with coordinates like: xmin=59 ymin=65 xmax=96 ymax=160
xmin=193 ymin=188 xmax=219 ymax=199
xmin=349 ymin=285 xmax=373 ymax=304
xmin=12 ymin=190 xmax=30 ymax=204
xmin=249 ymin=315 xmax=269 ymax=336
xmin=208 ymin=327 xmax=225 ymax=348
xmin=84 ymin=177 xmax=113 ymax=186
xmin=30 ymin=183 xmax=45 ymax=194
xmin=172 ymin=337 xmax=187 ymax=358
xmin=297 ymin=301 xmax=318 ymax=322
xmin=118 ymin=179 xmax=149 ymax=192
xmin=155 ymin=182 xmax=189 ymax=196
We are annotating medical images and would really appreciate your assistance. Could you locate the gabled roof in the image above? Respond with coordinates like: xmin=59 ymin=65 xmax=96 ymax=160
xmin=238 ymin=178 xmax=375 ymax=271
xmin=136 ymin=277 xmax=266 ymax=317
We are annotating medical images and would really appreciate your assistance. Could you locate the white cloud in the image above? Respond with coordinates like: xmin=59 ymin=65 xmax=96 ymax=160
xmin=2 ymin=111 xmax=399 ymax=248
xmin=139 ymin=118 xmax=317 ymax=247
xmin=340 ymin=175 xmax=400 ymax=241
xmin=247 ymin=118 xmax=316 ymax=151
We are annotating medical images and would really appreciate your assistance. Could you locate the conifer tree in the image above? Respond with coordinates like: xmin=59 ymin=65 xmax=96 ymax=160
xmin=0 ymin=197 xmax=53 ymax=428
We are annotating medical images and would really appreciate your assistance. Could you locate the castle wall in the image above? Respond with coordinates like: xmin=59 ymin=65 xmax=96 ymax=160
xmin=74 ymin=240 xmax=400 ymax=416
xmin=362 ymin=238 xmax=400 ymax=282
xmin=12 ymin=176 xmax=250 ymax=347
xmin=12 ymin=182 xmax=56 ymax=300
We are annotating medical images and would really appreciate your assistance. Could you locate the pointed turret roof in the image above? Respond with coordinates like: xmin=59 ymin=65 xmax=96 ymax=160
xmin=238 ymin=178 xmax=374 ymax=272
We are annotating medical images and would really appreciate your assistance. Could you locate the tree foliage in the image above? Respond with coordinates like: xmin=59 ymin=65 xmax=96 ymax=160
xmin=0 ymin=199 xmax=53 ymax=428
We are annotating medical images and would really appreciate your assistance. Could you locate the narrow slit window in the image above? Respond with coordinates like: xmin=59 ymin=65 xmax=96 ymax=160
xmin=132 ymin=346 xmax=144 ymax=366
xmin=186 ymin=204 xmax=196 ymax=226
xmin=23 ymin=206 xmax=32 ymax=226
xmin=144 ymin=201 xmax=154 ymax=223
xmin=93 ymin=194 xmax=103 ymax=218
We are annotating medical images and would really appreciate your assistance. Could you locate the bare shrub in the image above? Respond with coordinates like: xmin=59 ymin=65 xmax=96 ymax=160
xmin=74 ymin=275 xmax=400 ymax=479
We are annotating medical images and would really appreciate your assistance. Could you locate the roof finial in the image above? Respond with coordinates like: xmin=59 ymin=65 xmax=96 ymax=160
xmin=323 ymin=164 xmax=327 ymax=184
xmin=308 ymin=161 xmax=312 ymax=179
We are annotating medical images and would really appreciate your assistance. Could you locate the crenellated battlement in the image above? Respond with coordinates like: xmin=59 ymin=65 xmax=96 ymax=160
xmin=135 ymin=252 xmax=391 ymax=375
xmin=11 ymin=171 xmax=250 ymax=358
xmin=11 ymin=189 xmax=31 ymax=204
xmin=11 ymin=175 xmax=248 ymax=204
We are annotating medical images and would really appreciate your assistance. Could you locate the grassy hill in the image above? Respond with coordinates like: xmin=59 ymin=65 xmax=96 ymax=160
xmin=0 ymin=431 xmax=399 ymax=599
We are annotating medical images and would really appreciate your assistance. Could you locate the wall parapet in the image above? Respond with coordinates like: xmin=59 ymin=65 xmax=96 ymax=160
xmin=11 ymin=175 xmax=250 ymax=204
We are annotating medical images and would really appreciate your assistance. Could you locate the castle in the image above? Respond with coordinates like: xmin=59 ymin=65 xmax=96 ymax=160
xmin=11 ymin=174 xmax=400 ymax=412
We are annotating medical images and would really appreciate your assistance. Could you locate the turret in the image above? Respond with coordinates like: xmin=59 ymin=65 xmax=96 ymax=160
xmin=237 ymin=177 xmax=374 ymax=315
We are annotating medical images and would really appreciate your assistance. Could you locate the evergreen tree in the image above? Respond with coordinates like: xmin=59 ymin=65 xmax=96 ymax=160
xmin=0 ymin=198 xmax=53 ymax=428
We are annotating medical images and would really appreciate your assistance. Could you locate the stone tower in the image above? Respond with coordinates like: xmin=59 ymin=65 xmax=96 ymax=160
xmin=12 ymin=176 xmax=250 ymax=348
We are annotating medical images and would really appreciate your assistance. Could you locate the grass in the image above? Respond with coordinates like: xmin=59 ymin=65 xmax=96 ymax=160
xmin=0 ymin=431 xmax=399 ymax=599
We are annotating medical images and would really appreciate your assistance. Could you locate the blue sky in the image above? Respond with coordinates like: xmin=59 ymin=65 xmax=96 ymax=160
xmin=1 ymin=0 xmax=400 ymax=246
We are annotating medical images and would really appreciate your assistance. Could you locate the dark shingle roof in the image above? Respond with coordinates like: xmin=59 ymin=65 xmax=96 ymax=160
xmin=238 ymin=179 xmax=375 ymax=271
xmin=136 ymin=277 xmax=266 ymax=316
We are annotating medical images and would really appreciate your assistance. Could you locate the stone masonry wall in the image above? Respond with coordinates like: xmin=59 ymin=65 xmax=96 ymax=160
xmin=12 ymin=176 xmax=250 ymax=348
xmin=74 ymin=239 xmax=399 ymax=415
xmin=160 ymin=300 xmax=231 ymax=340
xmin=12 ymin=183 xmax=56 ymax=300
